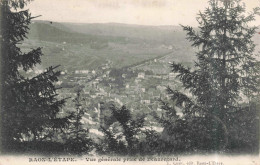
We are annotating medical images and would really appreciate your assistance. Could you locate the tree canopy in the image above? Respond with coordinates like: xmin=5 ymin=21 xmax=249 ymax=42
xmin=0 ymin=0 xmax=70 ymax=151
xmin=159 ymin=0 xmax=260 ymax=152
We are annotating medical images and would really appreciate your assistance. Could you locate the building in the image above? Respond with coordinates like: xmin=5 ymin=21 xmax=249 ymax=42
xmin=138 ymin=72 xmax=145 ymax=79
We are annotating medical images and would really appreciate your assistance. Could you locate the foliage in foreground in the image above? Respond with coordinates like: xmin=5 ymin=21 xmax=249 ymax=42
xmin=97 ymin=105 xmax=145 ymax=155
xmin=64 ymin=90 xmax=94 ymax=154
xmin=157 ymin=0 xmax=260 ymax=153
xmin=0 ymin=0 xmax=72 ymax=152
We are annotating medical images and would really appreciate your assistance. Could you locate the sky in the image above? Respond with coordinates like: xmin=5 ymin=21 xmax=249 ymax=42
xmin=27 ymin=0 xmax=260 ymax=26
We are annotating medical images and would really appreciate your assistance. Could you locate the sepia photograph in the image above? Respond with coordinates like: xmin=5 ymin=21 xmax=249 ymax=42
xmin=0 ymin=0 xmax=259 ymax=164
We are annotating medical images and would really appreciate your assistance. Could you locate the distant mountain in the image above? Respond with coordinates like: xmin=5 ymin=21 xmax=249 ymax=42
xmin=23 ymin=21 xmax=196 ymax=70
xmin=61 ymin=22 xmax=186 ymax=44
xmin=29 ymin=21 xmax=190 ymax=46
xmin=28 ymin=21 xmax=127 ymax=45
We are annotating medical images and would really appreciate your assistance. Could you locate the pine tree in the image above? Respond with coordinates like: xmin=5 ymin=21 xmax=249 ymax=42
xmin=160 ymin=0 xmax=260 ymax=152
xmin=64 ymin=90 xmax=93 ymax=154
xmin=0 ymin=0 xmax=70 ymax=151
xmin=99 ymin=105 xmax=145 ymax=155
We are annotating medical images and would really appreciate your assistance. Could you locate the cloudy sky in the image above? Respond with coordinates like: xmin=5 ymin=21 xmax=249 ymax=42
xmin=27 ymin=0 xmax=260 ymax=26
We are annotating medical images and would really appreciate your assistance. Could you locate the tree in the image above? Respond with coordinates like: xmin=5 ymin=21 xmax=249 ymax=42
xmin=98 ymin=105 xmax=145 ymax=155
xmin=64 ymin=90 xmax=93 ymax=154
xmin=160 ymin=0 xmax=260 ymax=152
xmin=0 ymin=0 xmax=70 ymax=151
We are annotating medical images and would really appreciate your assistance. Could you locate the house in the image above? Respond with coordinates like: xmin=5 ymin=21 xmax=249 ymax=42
xmin=34 ymin=69 xmax=43 ymax=74
xmin=92 ymin=81 xmax=99 ymax=88
xmin=114 ymin=97 xmax=123 ymax=106
xmin=156 ymin=85 xmax=166 ymax=91
xmin=55 ymin=81 xmax=62 ymax=85
xmin=138 ymin=72 xmax=145 ymax=79
xmin=167 ymin=45 xmax=173 ymax=50
xmin=141 ymin=100 xmax=150 ymax=104
xmin=76 ymin=70 xmax=89 ymax=74
xmin=169 ymin=72 xmax=177 ymax=80
xmin=122 ymin=74 xmax=127 ymax=78
xmin=141 ymin=88 xmax=146 ymax=92
xmin=60 ymin=71 xmax=66 ymax=75
xmin=90 ymin=95 xmax=97 ymax=98
xmin=135 ymin=79 xmax=141 ymax=83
